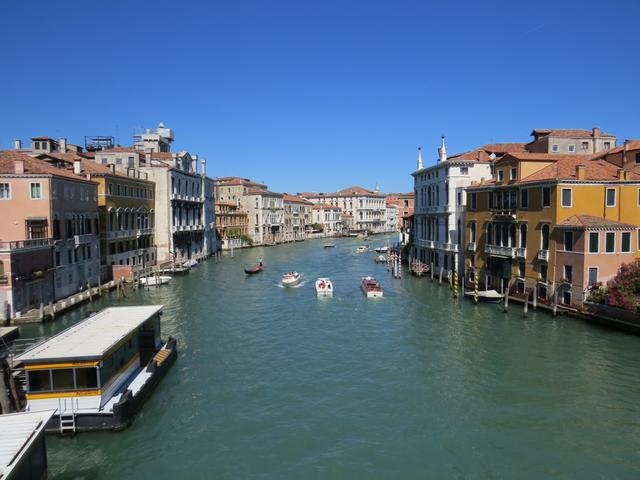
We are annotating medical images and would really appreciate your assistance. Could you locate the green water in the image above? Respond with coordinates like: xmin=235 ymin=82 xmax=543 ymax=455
xmin=21 ymin=236 xmax=640 ymax=479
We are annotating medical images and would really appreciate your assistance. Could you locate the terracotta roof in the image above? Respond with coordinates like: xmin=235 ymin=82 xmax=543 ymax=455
xmin=97 ymin=146 xmax=139 ymax=153
xmin=335 ymin=185 xmax=376 ymax=196
xmin=520 ymin=155 xmax=640 ymax=183
xmin=282 ymin=193 xmax=312 ymax=204
xmin=557 ymin=215 xmax=638 ymax=230
xmin=214 ymin=176 xmax=267 ymax=188
xmin=247 ymin=188 xmax=282 ymax=197
xmin=0 ymin=151 xmax=95 ymax=183
xmin=591 ymin=140 xmax=640 ymax=160
xmin=447 ymin=142 xmax=527 ymax=162
xmin=31 ymin=136 xmax=54 ymax=141
xmin=531 ymin=128 xmax=615 ymax=138
xmin=297 ymin=191 xmax=317 ymax=198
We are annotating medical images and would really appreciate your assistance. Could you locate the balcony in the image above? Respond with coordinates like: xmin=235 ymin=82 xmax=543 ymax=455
xmin=0 ymin=238 xmax=53 ymax=251
xmin=466 ymin=242 xmax=476 ymax=253
xmin=515 ymin=247 xmax=527 ymax=258
xmin=136 ymin=228 xmax=153 ymax=237
xmin=104 ymin=229 xmax=137 ymax=240
xmin=74 ymin=234 xmax=94 ymax=246
xmin=538 ymin=249 xmax=549 ymax=261
xmin=171 ymin=193 xmax=203 ymax=203
xmin=490 ymin=208 xmax=517 ymax=219
xmin=437 ymin=242 xmax=459 ymax=253
xmin=485 ymin=244 xmax=515 ymax=258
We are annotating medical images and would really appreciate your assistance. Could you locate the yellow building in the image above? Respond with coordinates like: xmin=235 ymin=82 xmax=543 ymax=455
xmin=464 ymin=152 xmax=640 ymax=307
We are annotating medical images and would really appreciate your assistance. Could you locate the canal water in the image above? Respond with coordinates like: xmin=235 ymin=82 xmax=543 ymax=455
xmin=20 ymin=236 xmax=640 ymax=479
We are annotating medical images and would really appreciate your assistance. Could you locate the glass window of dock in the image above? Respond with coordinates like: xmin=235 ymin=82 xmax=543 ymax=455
xmin=28 ymin=370 xmax=52 ymax=392
xmin=75 ymin=367 xmax=99 ymax=389
xmin=52 ymin=368 xmax=75 ymax=391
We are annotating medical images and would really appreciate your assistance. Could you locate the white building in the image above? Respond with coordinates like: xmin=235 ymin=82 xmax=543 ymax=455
xmin=242 ymin=189 xmax=285 ymax=245
xmin=311 ymin=204 xmax=343 ymax=235
xmin=411 ymin=137 xmax=524 ymax=276
xmin=283 ymin=194 xmax=312 ymax=241
xmin=384 ymin=203 xmax=399 ymax=233
xmin=301 ymin=186 xmax=386 ymax=233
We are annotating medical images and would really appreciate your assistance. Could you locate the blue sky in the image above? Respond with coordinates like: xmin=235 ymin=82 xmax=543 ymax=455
xmin=1 ymin=0 xmax=639 ymax=193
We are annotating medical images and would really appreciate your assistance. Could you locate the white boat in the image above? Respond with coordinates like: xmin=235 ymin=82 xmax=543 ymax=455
xmin=182 ymin=258 xmax=198 ymax=268
xmin=374 ymin=246 xmax=388 ymax=253
xmin=356 ymin=246 xmax=368 ymax=253
xmin=13 ymin=305 xmax=177 ymax=433
xmin=281 ymin=271 xmax=301 ymax=287
xmin=361 ymin=276 xmax=383 ymax=298
xmin=315 ymin=277 xmax=334 ymax=296
xmin=464 ymin=289 xmax=504 ymax=303
xmin=375 ymin=254 xmax=387 ymax=263
xmin=323 ymin=244 xmax=336 ymax=248
xmin=140 ymin=275 xmax=172 ymax=286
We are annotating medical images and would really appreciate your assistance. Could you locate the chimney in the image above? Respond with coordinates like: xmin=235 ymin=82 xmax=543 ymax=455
xmin=73 ymin=160 xmax=82 ymax=175
xmin=623 ymin=139 xmax=629 ymax=166
xmin=201 ymin=158 xmax=207 ymax=177
xmin=110 ymin=164 xmax=116 ymax=174
xmin=576 ymin=164 xmax=586 ymax=180
xmin=618 ymin=168 xmax=625 ymax=180
xmin=438 ymin=136 xmax=447 ymax=162
xmin=14 ymin=159 xmax=24 ymax=174
xmin=592 ymin=127 xmax=601 ymax=138
xmin=191 ymin=155 xmax=198 ymax=174
xmin=14 ymin=139 xmax=21 ymax=150
xmin=59 ymin=137 xmax=67 ymax=152
xmin=145 ymin=153 xmax=151 ymax=165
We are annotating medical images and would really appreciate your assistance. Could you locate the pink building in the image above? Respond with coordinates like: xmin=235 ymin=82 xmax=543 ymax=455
xmin=554 ymin=214 xmax=638 ymax=307
xmin=0 ymin=151 xmax=100 ymax=319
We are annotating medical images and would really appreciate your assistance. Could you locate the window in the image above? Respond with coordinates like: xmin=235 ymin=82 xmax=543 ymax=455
xmin=561 ymin=188 xmax=572 ymax=207
xmin=621 ymin=232 xmax=631 ymax=252
xmin=589 ymin=232 xmax=599 ymax=253
xmin=564 ymin=265 xmax=573 ymax=282
xmin=519 ymin=224 xmax=527 ymax=248
xmin=541 ymin=224 xmax=550 ymax=250
xmin=51 ymin=369 xmax=75 ymax=391
xmin=568 ymin=144 xmax=575 ymax=152
xmin=488 ymin=192 xmax=494 ymax=209
xmin=510 ymin=167 xmax=517 ymax=180
xmin=30 ymin=182 xmax=42 ymax=199
xmin=588 ymin=267 xmax=598 ymax=286
xmin=26 ymin=219 xmax=47 ymax=239
xmin=540 ymin=264 xmax=548 ymax=282
xmin=582 ymin=141 xmax=589 ymax=151
xmin=520 ymin=189 xmax=528 ymax=209
xmin=564 ymin=231 xmax=573 ymax=251
xmin=605 ymin=232 xmax=615 ymax=252
xmin=562 ymin=291 xmax=572 ymax=305
xmin=542 ymin=187 xmax=550 ymax=207
xmin=636 ymin=152 xmax=640 ymax=164
xmin=518 ymin=261 xmax=525 ymax=278
xmin=604 ymin=142 xmax=611 ymax=150
xmin=27 ymin=370 xmax=51 ymax=392
xmin=470 ymin=193 xmax=477 ymax=210
xmin=552 ymin=144 xmax=559 ymax=152
xmin=498 ymin=170 xmax=504 ymax=182
xmin=460 ymin=167 xmax=468 ymax=175
xmin=469 ymin=222 xmax=476 ymax=243
xmin=606 ymin=188 xmax=616 ymax=207
xmin=0 ymin=183 xmax=10 ymax=199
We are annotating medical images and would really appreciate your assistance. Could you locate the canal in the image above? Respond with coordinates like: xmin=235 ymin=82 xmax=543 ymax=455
xmin=20 ymin=236 xmax=640 ymax=479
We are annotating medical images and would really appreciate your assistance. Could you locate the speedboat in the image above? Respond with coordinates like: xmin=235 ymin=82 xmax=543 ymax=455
xmin=374 ymin=254 xmax=387 ymax=263
xmin=356 ymin=246 xmax=368 ymax=253
xmin=139 ymin=275 xmax=172 ymax=286
xmin=281 ymin=271 xmax=301 ymax=287
xmin=323 ymin=244 xmax=336 ymax=248
xmin=244 ymin=261 xmax=264 ymax=274
xmin=315 ymin=277 xmax=333 ymax=296
xmin=361 ymin=276 xmax=383 ymax=298
xmin=464 ymin=289 xmax=503 ymax=303
xmin=182 ymin=258 xmax=198 ymax=268
xmin=374 ymin=246 xmax=388 ymax=253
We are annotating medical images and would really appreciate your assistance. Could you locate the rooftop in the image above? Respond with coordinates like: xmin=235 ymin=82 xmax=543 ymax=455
xmin=15 ymin=305 xmax=163 ymax=364
xmin=557 ymin=215 xmax=638 ymax=230
xmin=0 ymin=151 xmax=95 ymax=183
xmin=282 ymin=193 xmax=312 ymax=204
xmin=0 ymin=410 xmax=55 ymax=479
xmin=520 ymin=155 xmax=640 ymax=183
xmin=530 ymin=128 xmax=615 ymax=138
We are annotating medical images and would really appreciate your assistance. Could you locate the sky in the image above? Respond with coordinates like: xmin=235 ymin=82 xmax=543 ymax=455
xmin=1 ymin=0 xmax=639 ymax=193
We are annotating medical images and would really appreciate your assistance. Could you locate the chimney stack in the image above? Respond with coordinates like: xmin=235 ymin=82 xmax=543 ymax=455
xmin=145 ymin=153 xmax=151 ymax=165
xmin=14 ymin=139 xmax=21 ymax=150
xmin=592 ymin=127 xmax=601 ymax=137
xmin=59 ymin=138 xmax=67 ymax=152
xmin=191 ymin=155 xmax=198 ymax=174
xmin=576 ymin=164 xmax=586 ymax=180
xmin=618 ymin=168 xmax=625 ymax=180
xmin=14 ymin=159 xmax=24 ymax=174
xmin=73 ymin=160 xmax=82 ymax=175
xmin=201 ymin=158 xmax=207 ymax=177
xmin=110 ymin=164 xmax=116 ymax=174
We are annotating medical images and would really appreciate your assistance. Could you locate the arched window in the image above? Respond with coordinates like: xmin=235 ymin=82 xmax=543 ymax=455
xmin=541 ymin=224 xmax=550 ymax=250
xmin=520 ymin=224 xmax=527 ymax=248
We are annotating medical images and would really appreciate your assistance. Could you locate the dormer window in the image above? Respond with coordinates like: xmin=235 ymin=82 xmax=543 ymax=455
xmin=510 ymin=167 xmax=517 ymax=180
xmin=552 ymin=144 xmax=559 ymax=152
xmin=568 ymin=144 xmax=575 ymax=152
xmin=498 ymin=170 xmax=504 ymax=182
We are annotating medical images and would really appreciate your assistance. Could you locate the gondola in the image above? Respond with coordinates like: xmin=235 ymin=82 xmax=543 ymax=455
xmin=244 ymin=261 xmax=263 ymax=274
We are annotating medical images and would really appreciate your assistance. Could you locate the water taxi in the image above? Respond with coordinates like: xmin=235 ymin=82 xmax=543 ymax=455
xmin=139 ymin=275 xmax=172 ymax=286
xmin=281 ymin=272 xmax=301 ymax=287
xmin=323 ymin=244 xmax=336 ymax=248
xmin=464 ymin=289 xmax=503 ymax=303
xmin=374 ymin=246 xmax=388 ymax=253
xmin=374 ymin=254 xmax=387 ymax=263
xmin=315 ymin=278 xmax=334 ymax=296
xmin=355 ymin=246 xmax=368 ymax=253
xmin=14 ymin=305 xmax=176 ymax=434
xmin=361 ymin=276 xmax=383 ymax=298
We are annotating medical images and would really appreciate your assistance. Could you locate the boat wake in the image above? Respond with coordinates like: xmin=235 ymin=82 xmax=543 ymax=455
xmin=275 ymin=276 xmax=308 ymax=289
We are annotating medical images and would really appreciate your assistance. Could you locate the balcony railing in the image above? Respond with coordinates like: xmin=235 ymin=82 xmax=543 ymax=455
xmin=490 ymin=208 xmax=517 ymax=218
xmin=515 ymin=247 xmax=527 ymax=258
xmin=538 ymin=249 xmax=549 ymax=261
xmin=437 ymin=242 xmax=459 ymax=253
xmin=136 ymin=228 xmax=153 ymax=237
xmin=466 ymin=242 xmax=476 ymax=252
xmin=74 ymin=234 xmax=94 ymax=246
xmin=0 ymin=238 xmax=53 ymax=251
xmin=104 ymin=229 xmax=137 ymax=240
xmin=485 ymin=244 xmax=515 ymax=258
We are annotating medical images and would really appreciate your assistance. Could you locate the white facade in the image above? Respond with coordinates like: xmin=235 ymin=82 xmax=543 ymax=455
xmin=242 ymin=191 xmax=284 ymax=245
xmin=384 ymin=204 xmax=399 ymax=233
xmin=412 ymin=139 xmax=492 ymax=275
xmin=311 ymin=205 xmax=343 ymax=235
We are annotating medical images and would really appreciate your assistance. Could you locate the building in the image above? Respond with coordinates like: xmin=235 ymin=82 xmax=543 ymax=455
xmin=464 ymin=151 xmax=640 ymax=307
xmin=242 ymin=188 xmax=285 ymax=245
xmin=591 ymin=139 xmax=640 ymax=175
xmin=132 ymin=123 xmax=175 ymax=153
xmin=525 ymin=127 xmax=616 ymax=155
xmin=301 ymin=186 xmax=386 ymax=233
xmin=0 ymin=151 xmax=100 ymax=319
xmin=311 ymin=204 xmax=343 ymax=235
xmin=215 ymin=201 xmax=249 ymax=249
xmin=283 ymin=194 xmax=313 ymax=241
xmin=36 ymin=152 xmax=157 ymax=279
xmin=213 ymin=176 xmax=268 ymax=204
xmin=385 ymin=192 xmax=414 ymax=232
xmin=384 ymin=202 xmax=399 ymax=232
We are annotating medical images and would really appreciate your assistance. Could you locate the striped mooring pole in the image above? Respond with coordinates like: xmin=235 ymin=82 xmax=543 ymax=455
xmin=474 ymin=271 xmax=479 ymax=304
xmin=453 ymin=269 xmax=458 ymax=298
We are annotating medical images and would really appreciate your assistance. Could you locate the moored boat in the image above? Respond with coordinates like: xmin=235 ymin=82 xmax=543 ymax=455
xmin=315 ymin=277 xmax=334 ymax=296
xmin=374 ymin=246 xmax=388 ymax=253
xmin=14 ymin=305 xmax=177 ymax=433
xmin=281 ymin=271 xmax=301 ymax=287
xmin=182 ymin=258 xmax=198 ymax=268
xmin=139 ymin=275 xmax=172 ymax=286
xmin=361 ymin=276 xmax=383 ymax=298
xmin=356 ymin=246 xmax=368 ymax=253
xmin=323 ymin=244 xmax=336 ymax=248
xmin=374 ymin=254 xmax=387 ymax=263
xmin=464 ymin=289 xmax=503 ymax=303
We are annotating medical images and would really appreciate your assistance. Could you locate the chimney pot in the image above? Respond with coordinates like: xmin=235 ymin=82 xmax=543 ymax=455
xmin=576 ymin=164 xmax=586 ymax=180
xmin=618 ymin=168 xmax=625 ymax=180
xmin=592 ymin=127 xmax=601 ymax=137
xmin=14 ymin=159 xmax=24 ymax=174
xmin=59 ymin=137 xmax=67 ymax=152
xmin=73 ymin=160 xmax=82 ymax=175
xmin=14 ymin=139 xmax=21 ymax=150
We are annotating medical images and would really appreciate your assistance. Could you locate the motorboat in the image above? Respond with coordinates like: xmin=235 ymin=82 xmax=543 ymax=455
xmin=139 ymin=275 xmax=172 ymax=286
xmin=374 ymin=246 xmax=388 ymax=253
xmin=244 ymin=261 xmax=264 ymax=274
xmin=464 ymin=289 xmax=504 ymax=303
xmin=315 ymin=277 xmax=334 ymax=296
xmin=323 ymin=244 xmax=336 ymax=248
xmin=281 ymin=271 xmax=301 ymax=287
xmin=356 ymin=246 xmax=368 ymax=253
xmin=374 ymin=254 xmax=387 ymax=263
xmin=361 ymin=276 xmax=383 ymax=298
xmin=182 ymin=258 xmax=198 ymax=268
